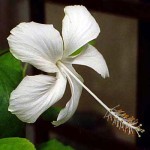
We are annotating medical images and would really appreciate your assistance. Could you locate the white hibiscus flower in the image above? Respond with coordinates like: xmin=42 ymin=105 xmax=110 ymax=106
xmin=7 ymin=5 xmax=144 ymax=136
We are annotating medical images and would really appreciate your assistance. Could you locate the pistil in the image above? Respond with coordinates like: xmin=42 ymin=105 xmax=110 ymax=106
xmin=57 ymin=61 xmax=144 ymax=137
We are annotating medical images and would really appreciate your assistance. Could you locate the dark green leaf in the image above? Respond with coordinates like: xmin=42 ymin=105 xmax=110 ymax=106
xmin=38 ymin=139 xmax=74 ymax=150
xmin=41 ymin=107 xmax=61 ymax=122
xmin=0 ymin=50 xmax=9 ymax=56
xmin=0 ymin=52 xmax=25 ymax=137
xmin=0 ymin=138 xmax=35 ymax=150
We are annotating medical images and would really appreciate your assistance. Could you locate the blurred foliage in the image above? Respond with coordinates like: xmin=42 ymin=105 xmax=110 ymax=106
xmin=0 ymin=50 xmax=9 ymax=56
xmin=0 ymin=52 xmax=25 ymax=137
xmin=0 ymin=138 xmax=35 ymax=150
xmin=41 ymin=107 xmax=61 ymax=122
xmin=0 ymin=52 xmax=76 ymax=149
xmin=38 ymin=139 xmax=74 ymax=150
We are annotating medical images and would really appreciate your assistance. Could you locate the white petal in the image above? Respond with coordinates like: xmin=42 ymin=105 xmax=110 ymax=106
xmin=52 ymin=64 xmax=83 ymax=126
xmin=62 ymin=5 xmax=100 ymax=57
xmin=71 ymin=44 xmax=109 ymax=78
xmin=7 ymin=22 xmax=63 ymax=73
xmin=8 ymin=73 xmax=67 ymax=123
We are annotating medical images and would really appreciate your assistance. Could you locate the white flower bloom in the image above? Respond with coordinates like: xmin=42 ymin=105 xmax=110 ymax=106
xmin=7 ymin=6 xmax=145 ymax=137
xmin=7 ymin=5 xmax=109 ymax=126
xmin=8 ymin=6 xmax=109 ymax=126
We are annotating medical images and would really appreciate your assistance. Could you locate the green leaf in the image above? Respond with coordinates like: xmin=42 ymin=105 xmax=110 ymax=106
xmin=70 ymin=40 xmax=96 ymax=57
xmin=41 ymin=107 xmax=61 ymax=122
xmin=0 ymin=138 xmax=35 ymax=150
xmin=70 ymin=46 xmax=84 ymax=56
xmin=0 ymin=52 xmax=25 ymax=137
xmin=38 ymin=139 xmax=74 ymax=150
xmin=88 ymin=39 xmax=96 ymax=46
xmin=0 ymin=50 xmax=9 ymax=56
